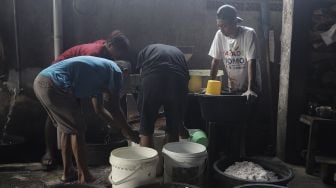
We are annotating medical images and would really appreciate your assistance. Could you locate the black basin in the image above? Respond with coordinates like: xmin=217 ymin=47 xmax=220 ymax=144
xmin=197 ymin=94 xmax=249 ymax=122
xmin=213 ymin=156 xmax=294 ymax=188
xmin=51 ymin=184 xmax=104 ymax=188
xmin=0 ymin=134 xmax=26 ymax=163
xmin=137 ymin=182 xmax=200 ymax=188
xmin=234 ymin=184 xmax=287 ymax=188
xmin=86 ymin=139 xmax=128 ymax=166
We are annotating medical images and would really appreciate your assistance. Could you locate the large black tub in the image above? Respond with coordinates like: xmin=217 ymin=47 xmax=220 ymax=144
xmin=213 ymin=157 xmax=294 ymax=188
xmin=234 ymin=184 xmax=287 ymax=188
xmin=137 ymin=182 xmax=200 ymax=188
xmin=0 ymin=134 xmax=25 ymax=163
xmin=51 ymin=184 xmax=104 ymax=188
xmin=197 ymin=94 xmax=249 ymax=123
xmin=86 ymin=132 xmax=128 ymax=166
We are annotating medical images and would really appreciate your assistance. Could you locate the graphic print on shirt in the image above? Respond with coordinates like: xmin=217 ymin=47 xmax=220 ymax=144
xmin=224 ymin=38 xmax=246 ymax=71
xmin=223 ymin=38 xmax=247 ymax=90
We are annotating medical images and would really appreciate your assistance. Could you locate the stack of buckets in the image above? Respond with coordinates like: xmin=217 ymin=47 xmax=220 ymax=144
xmin=109 ymin=130 xmax=208 ymax=187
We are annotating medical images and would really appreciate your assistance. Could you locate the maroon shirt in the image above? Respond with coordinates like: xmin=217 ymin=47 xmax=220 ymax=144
xmin=52 ymin=40 xmax=111 ymax=64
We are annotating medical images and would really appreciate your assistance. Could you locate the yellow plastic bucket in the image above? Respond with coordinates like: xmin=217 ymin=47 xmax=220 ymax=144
xmin=188 ymin=75 xmax=202 ymax=93
xmin=205 ymin=80 xmax=221 ymax=95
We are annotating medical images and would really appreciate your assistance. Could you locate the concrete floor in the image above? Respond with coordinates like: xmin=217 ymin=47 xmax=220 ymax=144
xmin=287 ymin=164 xmax=335 ymax=188
xmin=0 ymin=162 xmax=334 ymax=188
xmin=0 ymin=163 xmax=111 ymax=187
xmin=0 ymin=103 xmax=334 ymax=187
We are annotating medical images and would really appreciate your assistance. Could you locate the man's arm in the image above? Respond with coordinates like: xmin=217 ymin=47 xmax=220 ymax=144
xmin=210 ymin=58 xmax=221 ymax=80
xmin=91 ymin=93 xmax=139 ymax=143
xmin=242 ymin=29 xmax=259 ymax=101
xmin=242 ymin=59 xmax=258 ymax=101
xmin=247 ymin=59 xmax=256 ymax=91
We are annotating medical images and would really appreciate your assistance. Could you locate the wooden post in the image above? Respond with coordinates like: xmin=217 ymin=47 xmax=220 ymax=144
xmin=276 ymin=0 xmax=294 ymax=160
xmin=277 ymin=0 xmax=312 ymax=162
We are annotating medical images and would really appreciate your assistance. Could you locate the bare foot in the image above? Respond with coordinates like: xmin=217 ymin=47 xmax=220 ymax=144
xmin=78 ymin=173 xmax=96 ymax=183
xmin=61 ymin=168 xmax=78 ymax=182
xmin=121 ymin=128 xmax=140 ymax=143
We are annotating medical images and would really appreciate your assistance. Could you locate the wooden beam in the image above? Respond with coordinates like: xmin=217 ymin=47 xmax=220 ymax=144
xmin=276 ymin=0 xmax=294 ymax=160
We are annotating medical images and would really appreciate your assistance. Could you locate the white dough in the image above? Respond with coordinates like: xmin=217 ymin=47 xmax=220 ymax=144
xmin=224 ymin=161 xmax=279 ymax=181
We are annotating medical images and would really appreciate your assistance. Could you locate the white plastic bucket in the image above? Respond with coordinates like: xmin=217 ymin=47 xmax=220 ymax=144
xmin=130 ymin=130 xmax=166 ymax=176
xmin=109 ymin=146 xmax=159 ymax=188
xmin=162 ymin=142 xmax=207 ymax=185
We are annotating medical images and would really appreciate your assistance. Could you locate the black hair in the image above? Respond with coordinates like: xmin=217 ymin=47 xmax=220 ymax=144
xmin=106 ymin=30 xmax=130 ymax=53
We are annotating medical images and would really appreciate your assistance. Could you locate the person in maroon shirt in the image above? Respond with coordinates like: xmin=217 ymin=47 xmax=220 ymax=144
xmin=53 ymin=31 xmax=129 ymax=64
xmin=42 ymin=30 xmax=131 ymax=174
xmin=52 ymin=40 xmax=107 ymax=63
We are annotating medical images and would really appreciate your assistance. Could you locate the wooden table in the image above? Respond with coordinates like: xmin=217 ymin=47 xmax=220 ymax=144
xmin=299 ymin=114 xmax=336 ymax=175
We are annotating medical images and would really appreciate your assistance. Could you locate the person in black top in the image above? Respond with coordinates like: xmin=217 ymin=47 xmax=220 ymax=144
xmin=137 ymin=44 xmax=189 ymax=147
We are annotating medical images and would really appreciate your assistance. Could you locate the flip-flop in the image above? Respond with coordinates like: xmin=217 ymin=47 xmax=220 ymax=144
xmin=41 ymin=158 xmax=58 ymax=171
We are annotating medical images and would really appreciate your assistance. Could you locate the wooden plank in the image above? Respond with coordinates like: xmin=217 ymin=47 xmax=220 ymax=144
xmin=316 ymin=156 xmax=336 ymax=165
xmin=300 ymin=114 xmax=336 ymax=126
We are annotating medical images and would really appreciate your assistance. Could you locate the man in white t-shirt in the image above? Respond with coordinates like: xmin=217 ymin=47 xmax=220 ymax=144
xmin=209 ymin=4 xmax=261 ymax=101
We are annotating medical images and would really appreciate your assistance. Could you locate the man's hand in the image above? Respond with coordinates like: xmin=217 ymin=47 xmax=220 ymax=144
xmin=241 ymin=90 xmax=258 ymax=103
xmin=179 ymin=126 xmax=190 ymax=139
xmin=121 ymin=128 xmax=140 ymax=144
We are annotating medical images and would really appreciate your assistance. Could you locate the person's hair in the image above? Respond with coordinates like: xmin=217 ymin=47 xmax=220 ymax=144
xmin=106 ymin=30 xmax=130 ymax=53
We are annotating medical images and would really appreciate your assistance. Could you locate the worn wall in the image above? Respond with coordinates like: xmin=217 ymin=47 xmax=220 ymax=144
xmin=1 ymin=0 xmax=283 ymax=89
xmin=0 ymin=0 xmax=283 ymax=161
xmin=61 ymin=0 xmax=283 ymax=70
xmin=0 ymin=0 xmax=52 ymax=160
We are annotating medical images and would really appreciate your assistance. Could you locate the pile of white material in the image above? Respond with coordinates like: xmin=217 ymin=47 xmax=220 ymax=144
xmin=224 ymin=161 xmax=279 ymax=181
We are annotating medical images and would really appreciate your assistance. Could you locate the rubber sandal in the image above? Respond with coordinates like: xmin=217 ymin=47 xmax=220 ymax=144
xmin=41 ymin=158 xmax=58 ymax=171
